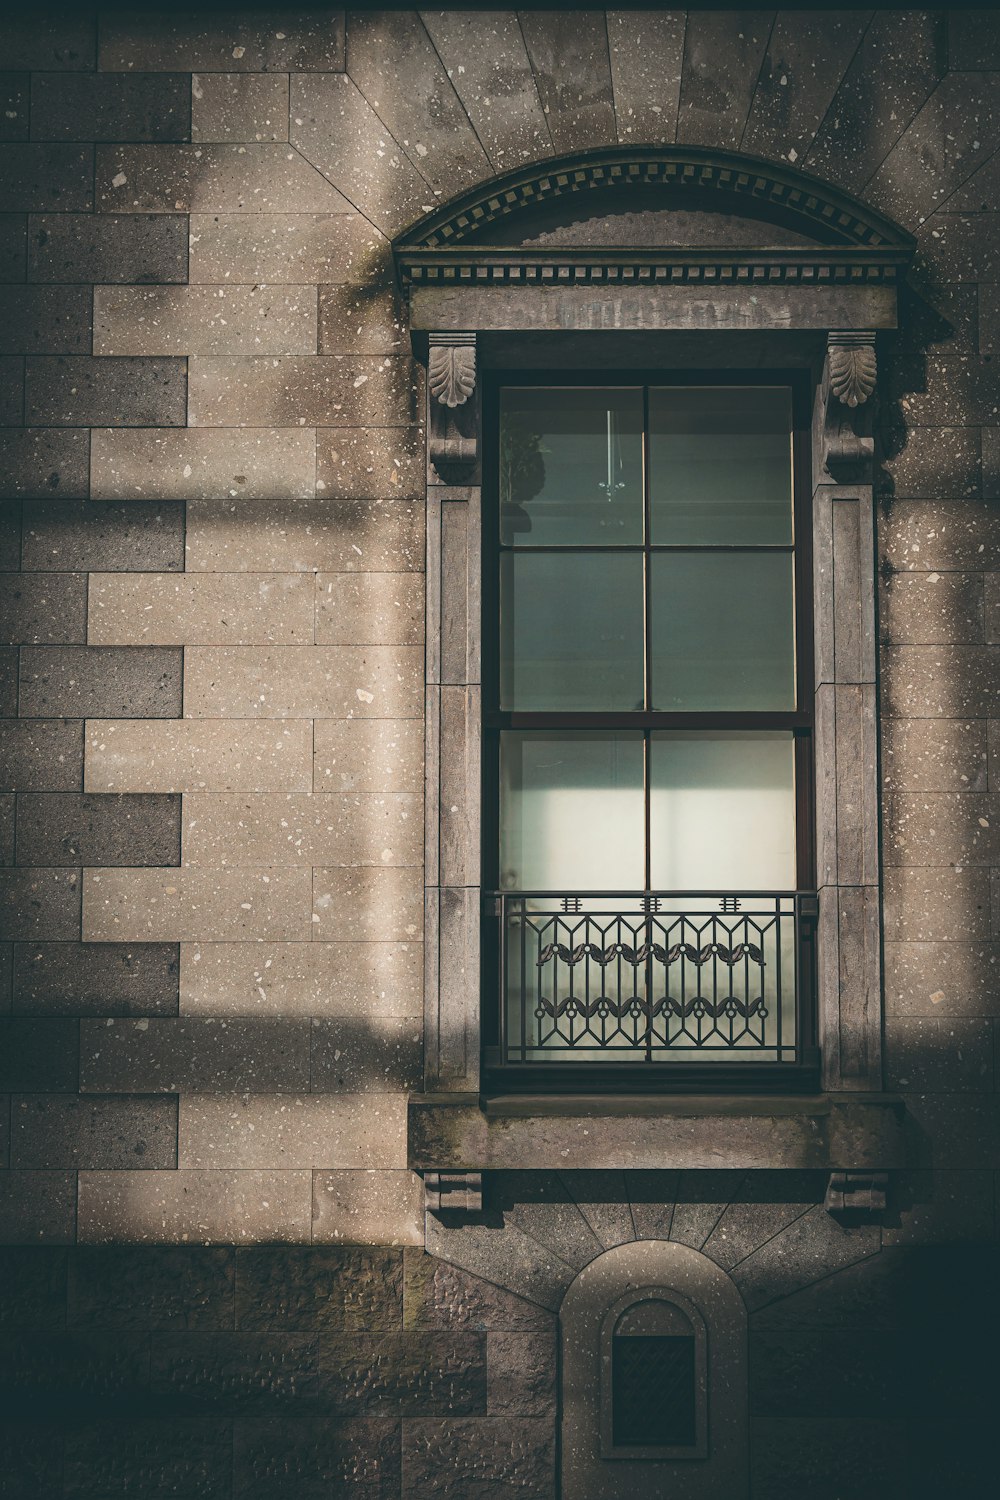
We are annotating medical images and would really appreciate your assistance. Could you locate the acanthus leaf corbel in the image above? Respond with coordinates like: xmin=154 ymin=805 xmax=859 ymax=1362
xmin=427 ymin=331 xmax=479 ymax=484
xmin=822 ymin=331 xmax=877 ymax=482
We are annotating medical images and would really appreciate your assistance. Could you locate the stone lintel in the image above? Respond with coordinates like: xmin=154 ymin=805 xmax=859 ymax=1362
xmin=408 ymin=1093 xmax=908 ymax=1174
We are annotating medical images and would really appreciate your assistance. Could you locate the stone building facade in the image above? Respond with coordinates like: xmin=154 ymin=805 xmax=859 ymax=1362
xmin=0 ymin=7 xmax=998 ymax=1497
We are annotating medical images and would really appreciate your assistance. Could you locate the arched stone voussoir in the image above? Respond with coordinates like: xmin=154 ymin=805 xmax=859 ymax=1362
xmin=730 ymin=1203 xmax=880 ymax=1313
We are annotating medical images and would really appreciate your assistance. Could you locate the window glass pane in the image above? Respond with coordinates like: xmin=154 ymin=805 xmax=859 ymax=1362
xmin=649 ymin=387 xmax=792 ymax=545
xmin=612 ymin=1333 xmax=697 ymax=1447
xmin=650 ymin=551 xmax=794 ymax=710
xmin=500 ymin=387 xmax=644 ymax=545
xmin=501 ymin=552 xmax=644 ymax=710
xmin=500 ymin=732 xmax=644 ymax=890
xmin=649 ymin=732 xmax=795 ymax=889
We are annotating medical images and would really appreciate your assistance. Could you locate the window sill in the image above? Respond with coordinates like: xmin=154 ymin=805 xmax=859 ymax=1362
xmin=407 ymin=1091 xmax=908 ymax=1174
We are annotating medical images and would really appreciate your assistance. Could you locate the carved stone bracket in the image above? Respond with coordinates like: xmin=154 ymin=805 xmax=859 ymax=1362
xmin=822 ymin=331 xmax=877 ymax=481
xmin=825 ymin=1169 xmax=889 ymax=1222
xmin=427 ymin=331 xmax=479 ymax=484
xmin=424 ymin=1170 xmax=483 ymax=1217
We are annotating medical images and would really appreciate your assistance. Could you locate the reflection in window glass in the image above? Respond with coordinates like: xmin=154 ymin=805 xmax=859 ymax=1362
xmin=499 ymin=733 xmax=644 ymax=890
xmin=500 ymin=387 xmax=644 ymax=545
xmin=501 ymin=551 xmax=644 ymax=710
xmin=650 ymin=551 xmax=795 ymax=710
xmin=649 ymin=386 xmax=792 ymax=545
xmin=649 ymin=731 xmax=795 ymax=890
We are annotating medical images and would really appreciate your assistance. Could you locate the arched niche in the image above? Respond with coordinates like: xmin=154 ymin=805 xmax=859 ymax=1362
xmin=561 ymin=1241 xmax=748 ymax=1499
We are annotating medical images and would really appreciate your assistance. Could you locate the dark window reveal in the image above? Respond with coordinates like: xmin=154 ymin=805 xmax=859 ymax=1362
xmin=612 ymin=1332 xmax=697 ymax=1447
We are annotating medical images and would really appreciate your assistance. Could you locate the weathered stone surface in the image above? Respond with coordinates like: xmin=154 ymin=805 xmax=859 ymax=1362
xmin=885 ymin=791 xmax=1000 ymax=868
xmin=315 ymin=572 xmax=422 ymax=646
xmin=151 ymin=1329 xmax=485 ymax=1415
xmin=311 ymin=865 xmax=422 ymax=943
xmin=0 ymin=213 xmax=26 ymax=280
xmin=311 ymin=1015 xmax=421 ymax=1092
xmin=402 ymin=1417 xmax=555 ymax=1498
xmin=69 ymin=1245 xmax=235 ymax=1329
xmin=882 ymin=571 xmax=984 ymax=645
xmin=882 ymin=1169 xmax=995 ymax=1244
xmin=0 ymin=572 xmax=87 ymax=644
xmin=0 ymin=285 xmax=92 ymax=354
xmin=87 ymin=719 xmax=314 ymax=794
xmin=178 ymin=1094 xmax=406 ymax=1169
xmin=19 ymin=646 xmax=182 ymax=719
xmin=627 ymin=1169 xmax=680 ymax=1241
xmin=10 ymin=1094 xmax=177 ymax=1170
xmin=0 ymin=868 xmax=80 ymax=941
xmin=885 ymin=939 xmax=1000 ymax=1017
xmin=95 ymin=285 xmax=317 ymax=357
xmin=289 ymin=74 xmax=434 ymax=239
xmin=188 ymin=354 xmax=420 ymax=429
xmin=181 ymin=790 xmax=420 ymax=868
xmin=21 ymin=499 xmax=184 ymax=572
xmin=732 ymin=1205 xmax=879 ymax=1312
xmin=881 ymin=717 xmax=988 ymax=794
xmin=751 ymin=1328 xmax=902 ymax=1419
xmin=702 ymin=1174 xmax=825 ymax=1272
xmin=78 ymin=1168 xmax=312 ymax=1244
xmin=424 ymin=1213 xmax=574 ymax=1314
xmin=89 ymin=572 xmax=314 ymax=646
xmin=180 ymin=938 xmax=421 ymax=1017
xmin=63 ymin=1418 xmax=233 ymax=1497
xmin=99 ymin=12 xmax=345 ymax=71
xmin=83 ymin=866 xmax=312 ymax=943
xmin=97 ymin=143 xmax=351 ymax=214
xmin=312 ymin=1169 xmax=424 ymax=1247
xmin=403 ymin=1249 xmax=552 ymax=1332
xmin=882 ymin=497 xmax=1000 ymax=573
xmin=885 ymin=1015 xmax=993 ymax=1092
xmin=30 ymin=72 xmax=190 ymax=143
xmin=883 ymin=644 xmax=1000 ymax=718
xmin=313 ymin=717 xmax=422 ymax=797
xmin=892 ymin=354 xmax=999 ymax=426
xmin=188 ymin=211 xmax=385 ymax=285
xmin=317 ymin=282 xmax=403 ymax=357
xmin=0 ymin=429 xmax=89 ymax=499
xmin=16 ymin=792 xmax=180 ymax=868
xmin=1 ymin=18 xmax=96 ymax=70
xmin=234 ymin=1416 xmax=401 ymax=1499
xmin=518 ymin=9 xmax=615 ymax=153
xmin=0 ymin=73 xmax=27 ymax=142
xmin=0 ymin=1169 xmax=76 ymax=1243
xmin=28 ymin=213 xmax=187 ymax=284
xmin=0 ymin=144 xmax=93 ymax=212
xmin=898 ymin=1093 xmax=1000 ymax=1168
xmin=92 ymin=427 xmax=316 ymax=501
xmin=883 ymin=425 xmax=981 ymax=501
xmin=486 ymin=1330 xmax=557 ymax=1417
xmin=186 ymin=496 xmax=422 ymax=571
xmin=915 ymin=212 xmax=1000 ymax=283
xmin=13 ymin=941 xmax=179 ymax=1018
xmin=0 ymin=1246 xmax=66 ymax=1328
xmin=676 ymin=10 xmax=773 ymax=149
xmin=235 ymin=1246 xmax=401 ymax=1331
xmin=0 ymin=1328 xmax=151 ymax=1406
xmin=743 ymin=11 xmax=869 ymax=165
xmin=80 ymin=1015 xmax=310 ymax=1093
xmin=192 ymin=71 xmax=289 ymax=143
xmin=182 ymin=645 xmax=421 ymax=719
xmin=669 ymin=1169 xmax=746 ymax=1252
xmin=0 ymin=648 xmax=16 ymax=716
xmin=25 ymin=355 xmax=186 ymax=428
xmin=606 ymin=9 xmax=684 ymax=144
xmin=884 ymin=865 xmax=991 ymax=942
xmin=421 ymin=9 xmax=551 ymax=171
xmin=495 ymin=1172 xmax=603 ymax=1273
xmin=0 ymin=1015 xmax=79 ymax=1091
xmin=0 ymin=354 xmax=22 ymax=423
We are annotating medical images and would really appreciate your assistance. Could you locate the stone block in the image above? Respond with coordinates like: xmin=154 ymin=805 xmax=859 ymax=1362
xmin=80 ymin=1013 xmax=310 ymax=1095
xmin=0 ymin=214 xmax=25 ymax=280
xmin=883 ymin=865 xmax=991 ymax=942
xmin=898 ymin=1094 xmax=1000 ymax=1168
xmin=675 ymin=9 xmax=771 ymax=150
xmin=10 ymin=1094 xmax=178 ymax=1169
xmin=0 ymin=1016 xmax=79 ymax=1090
xmin=30 ymin=73 xmax=190 ymax=143
xmin=151 ymin=1329 xmax=485 ymax=1416
xmin=289 ymin=75 xmax=433 ymax=239
xmin=179 ymin=939 xmax=421 ymax=1018
xmin=892 ymin=353 xmax=999 ymax=427
xmin=881 ymin=571 xmax=983 ymax=645
xmin=99 ymin=12 xmax=345 ymax=71
xmin=985 ymin=429 xmax=1000 ymax=501
xmin=984 ymin=574 xmax=1000 ymax=642
xmin=311 ymin=1015 xmax=421 ymax=1093
xmin=402 ymin=1417 xmax=555 ymax=1499
xmin=421 ymin=10 xmax=551 ymax=171
xmin=896 ymin=281 xmax=979 ymax=357
xmin=0 ymin=145 xmax=93 ymax=212
xmin=315 ymin=572 xmax=422 ymax=646
xmin=97 ymin=143 xmax=350 ymax=213
xmin=86 ymin=719 xmax=314 ymax=794
xmin=0 ymin=354 xmax=22 ymax=423
xmin=312 ymin=1170 xmax=424 ymax=1248
xmin=1 ymin=1324 xmax=150 ymax=1409
xmin=885 ymin=1015 xmax=994 ymax=1092
xmin=882 ymin=498 xmax=1000 ymax=573
xmin=13 ymin=940 xmax=179 ymax=1018
xmin=732 ymin=1205 xmax=879 ymax=1313
xmin=69 ymin=1245 xmax=235 ymax=1329
xmin=313 ymin=718 xmax=422 ymax=794
xmin=0 ymin=1246 xmax=67 ymax=1329
xmin=0 ymin=429 xmax=89 ymax=499
xmin=423 ymin=1213 xmax=574 ymax=1314
xmin=0 ymin=794 xmax=13 ymax=865
xmin=0 ymin=648 xmax=16 ymax=716
xmin=311 ymin=865 xmax=422 ymax=943
xmin=0 ymin=285 xmax=91 ymax=354
xmin=16 ymin=792 xmax=181 ymax=868
xmin=0 ymin=573 xmax=87 ymax=644
xmin=882 ymin=1169 xmax=995 ymax=1244
xmin=25 ymin=355 xmax=186 ymax=428
xmin=234 ymin=1416 xmax=400 ymax=1500
xmin=187 ymin=354 xmax=420 ymax=428
xmin=519 ymin=8 xmax=616 ymax=152
xmin=402 ymin=1249 xmax=553 ymax=1332
xmin=318 ymin=282 xmax=405 ymax=355
xmin=884 ymin=791 xmax=1000 ymax=868
xmin=88 ymin=572 xmax=314 ymax=646
xmin=83 ymin=866 xmax=312 ymax=943
xmin=182 ymin=789 xmax=420 ymax=868
xmin=28 ymin=213 xmax=187 ymax=285
xmin=63 ymin=1418 xmax=233 ymax=1497
xmin=743 ymin=12 xmax=870 ymax=164
xmin=703 ymin=1177 xmax=824 ymax=1272
xmin=179 ymin=1092 xmax=407 ymax=1168
xmin=92 ymin=426 xmax=315 ymax=501
xmin=192 ymin=72 xmax=288 ymax=142
xmin=486 ymin=1330 xmax=557 ymax=1417
xmin=0 ymin=868 xmax=80 ymax=941
xmin=78 ymin=1168 xmax=312 ymax=1243
xmin=19 ymin=646 xmax=182 ymax=719
xmin=559 ymin=1171 xmax=635 ymax=1250
xmin=317 ymin=425 xmax=425 ymax=499
xmin=1 ymin=18 xmax=96 ymax=70
xmin=182 ymin=645 xmax=422 ymax=719
xmin=0 ymin=1169 xmax=76 ymax=1243
xmin=21 ymin=499 xmax=184 ymax=572
xmin=884 ymin=939 xmax=1000 ymax=1017
xmin=881 ymin=717 xmax=988 ymax=794
xmin=0 ymin=502 xmax=19 ymax=570
xmin=234 ymin=1245 xmax=403 ymax=1331
xmin=95 ymin=284 xmax=317 ymax=357
xmin=868 ymin=73 xmax=1000 ymax=229
xmin=186 ymin=496 xmax=423 ymax=572
xmin=751 ymin=1329 xmax=902 ymax=1419
xmin=188 ymin=211 xmax=386 ymax=285
xmin=883 ymin=644 xmax=1000 ymax=718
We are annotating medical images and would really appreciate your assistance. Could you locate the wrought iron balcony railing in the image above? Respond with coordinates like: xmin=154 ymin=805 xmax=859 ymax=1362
xmin=487 ymin=891 xmax=818 ymax=1079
